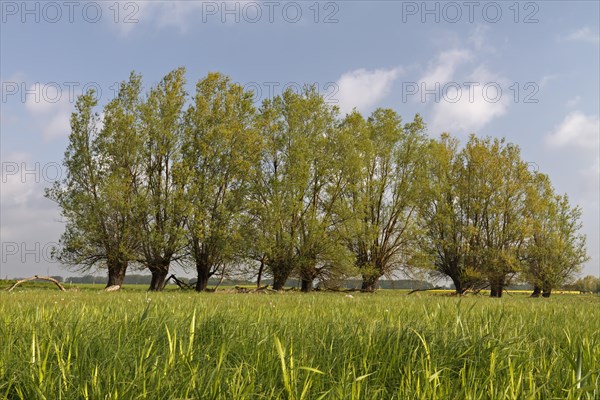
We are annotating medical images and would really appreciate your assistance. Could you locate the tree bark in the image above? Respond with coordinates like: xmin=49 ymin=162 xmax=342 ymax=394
xmin=531 ymin=285 xmax=542 ymax=297
xmin=270 ymin=261 xmax=292 ymax=291
xmin=490 ymin=282 xmax=504 ymax=298
xmin=542 ymin=287 xmax=552 ymax=298
xmin=195 ymin=261 xmax=211 ymax=292
xmin=489 ymin=277 xmax=505 ymax=298
xmin=149 ymin=266 xmax=169 ymax=291
xmin=106 ymin=260 xmax=127 ymax=288
xmin=451 ymin=276 xmax=465 ymax=295
xmin=272 ymin=273 xmax=287 ymax=291
xmin=361 ymin=275 xmax=379 ymax=292
xmin=7 ymin=275 xmax=66 ymax=292
xmin=257 ymin=257 xmax=265 ymax=289
xmin=301 ymin=278 xmax=313 ymax=293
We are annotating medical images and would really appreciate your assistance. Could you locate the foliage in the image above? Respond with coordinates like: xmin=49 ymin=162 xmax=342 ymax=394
xmin=249 ymin=87 xmax=354 ymax=291
xmin=339 ymin=110 xmax=428 ymax=291
xmin=416 ymin=134 xmax=587 ymax=296
xmin=135 ymin=67 xmax=190 ymax=290
xmin=416 ymin=134 xmax=484 ymax=293
xmin=571 ymin=275 xmax=600 ymax=293
xmin=524 ymin=173 xmax=590 ymax=294
xmin=182 ymin=72 xmax=261 ymax=291
xmin=49 ymin=69 xmax=590 ymax=293
xmin=45 ymin=76 xmax=144 ymax=287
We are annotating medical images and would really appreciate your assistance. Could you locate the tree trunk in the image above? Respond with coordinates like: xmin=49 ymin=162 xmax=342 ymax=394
xmin=490 ymin=282 xmax=504 ymax=298
xmin=531 ymin=285 xmax=542 ymax=297
xmin=149 ymin=266 xmax=169 ymax=291
xmin=361 ymin=275 xmax=379 ymax=292
xmin=195 ymin=261 xmax=212 ymax=292
xmin=542 ymin=287 xmax=552 ymax=298
xmin=270 ymin=261 xmax=292 ymax=291
xmin=257 ymin=257 xmax=265 ymax=289
xmin=272 ymin=273 xmax=287 ymax=291
xmin=301 ymin=278 xmax=313 ymax=293
xmin=451 ymin=276 xmax=465 ymax=295
xmin=106 ymin=260 xmax=127 ymax=288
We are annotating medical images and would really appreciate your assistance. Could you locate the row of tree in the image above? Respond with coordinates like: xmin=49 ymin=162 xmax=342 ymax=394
xmin=569 ymin=275 xmax=600 ymax=293
xmin=46 ymin=69 xmax=589 ymax=296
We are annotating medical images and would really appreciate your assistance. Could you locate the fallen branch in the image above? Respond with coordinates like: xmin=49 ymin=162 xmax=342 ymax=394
xmin=235 ymin=285 xmax=272 ymax=293
xmin=165 ymin=275 xmax=194 ymax=290
xmin=7 ymin=275 xmax=66 ymax=292
xmin=213 ymin=267 xmax=226 ymax=291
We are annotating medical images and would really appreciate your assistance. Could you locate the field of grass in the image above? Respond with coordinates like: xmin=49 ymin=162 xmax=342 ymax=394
xmin=0 ymin=288 xmax=598 ymax=399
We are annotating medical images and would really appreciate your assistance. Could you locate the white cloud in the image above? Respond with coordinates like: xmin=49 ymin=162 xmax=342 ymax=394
xmin=22 ymin=91 xmax=102 ymax=143
xmin=1 ymin=152 xmax=36 ymax=207
xmin=416 ymin=32 xmax=509 ymax=135
xmin=565 ymin=26 xmax=600 ymax=43
xmin=539 ymin=74 xmax=558 ymax=89
xmin=427 ymin=65 xmax=509 ymax=135
xmin=467 ymin=24 xmax=495 ymax=53
xmin=110 ymin=1 xmax=254 ymax=35
xmin=108 ymin=2 xmax=202 ymax=35
xmin=415 ymin=26 xmax=530 ymax=135
xmin=1 ymin=169 xmax=37 ymax=207
xmin=546 ymin=111 xmax=600 ymax=149
xmin=0 ymin=151 xmax=64 ymax=277
xmin=546 ymin=112 xmax=600 ymax=202
xmin=336 ymin=67 xmax=403 ymax=115
xmin=141 ymin=2 xmax=204 ymax=31
xmin=419 ymin=49 xmax=472 ymax=87
xmin=25 ymin=84 xmax=73 ymax=141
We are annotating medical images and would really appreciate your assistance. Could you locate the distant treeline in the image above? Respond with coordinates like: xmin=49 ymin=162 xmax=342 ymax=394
xmin=10 ymin=274 xmax=599 ymax=293
xmin=11 ymin=275 xmax=155 ymax=285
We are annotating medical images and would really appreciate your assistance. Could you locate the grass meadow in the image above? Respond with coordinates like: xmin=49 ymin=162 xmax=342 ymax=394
xmin=0 ymin=286 xmax=598 ymax=399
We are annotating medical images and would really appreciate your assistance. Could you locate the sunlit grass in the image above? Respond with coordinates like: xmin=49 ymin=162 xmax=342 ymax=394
xmin=0 ymin=290 xmax=598 ymax=399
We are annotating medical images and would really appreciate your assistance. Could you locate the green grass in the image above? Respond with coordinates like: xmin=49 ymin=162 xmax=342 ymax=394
xmin=0 ymin=290 xmax=598 ymax=399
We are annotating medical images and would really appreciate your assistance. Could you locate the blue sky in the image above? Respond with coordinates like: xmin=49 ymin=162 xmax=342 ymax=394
xmin=1 ymin=0 xmax=599 ymax=279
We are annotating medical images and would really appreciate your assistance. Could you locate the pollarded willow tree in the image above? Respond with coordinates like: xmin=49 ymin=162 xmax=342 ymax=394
xmin=92 ymin=74 xmax=146 ymax=286
xmin=248 ymin=87 xmax=354 ymax=291
xmin=338 ymin=109 xmax=428 ymax=291
xmin=523 ymin=172 xmax=588 ymax=297
xmin=291 ymin=100 xmax=356 ymax=292
xmin=415 ymin=134 xmax=482 ymax=294
xmin=49 ymin=68 xmax=589 ymax=293
xmin=46 ymin=74 xmax=143 ymax=287
xmin=459 ymin=136 xmax=532 ymax=297
xmin=417 ymin=134 xmax=588 ymax=296
xmin=137 ymin=68 xmax=190 ymax=291
xmin=418 ymin=134 xmax=533 ymax=296
xmin=181 ymin=72 xmax=262 ymax=291
xmin=46 ymin=92 xmax=107 ymax=281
